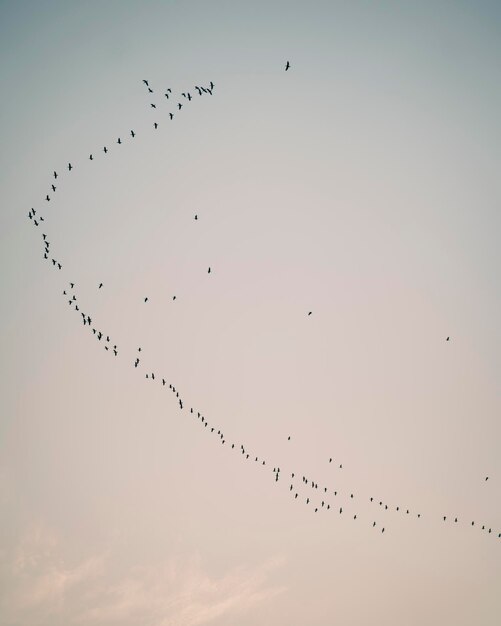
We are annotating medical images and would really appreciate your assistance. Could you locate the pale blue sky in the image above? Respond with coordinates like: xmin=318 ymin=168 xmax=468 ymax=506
xmin=1 ymin=2 xmax=500 ymax=625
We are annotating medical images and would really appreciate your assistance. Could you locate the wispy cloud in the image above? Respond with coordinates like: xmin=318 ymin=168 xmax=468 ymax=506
xmin=1 ymin=525 xmax=285 ymax=626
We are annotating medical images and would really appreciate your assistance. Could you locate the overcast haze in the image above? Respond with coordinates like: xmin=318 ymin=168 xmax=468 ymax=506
xmin=1 ymin=1 xmax=500 ymax=625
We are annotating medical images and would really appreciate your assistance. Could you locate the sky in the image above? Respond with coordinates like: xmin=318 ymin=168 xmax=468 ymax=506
xmin=1 ymin=1 xmax=500 ymax=624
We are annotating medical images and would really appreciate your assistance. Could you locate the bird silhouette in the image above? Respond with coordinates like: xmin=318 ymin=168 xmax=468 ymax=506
xmin=150 ymin=103 xmax=156 ymax=108
xmin=143 ymin=79 xmax=149 ymax=86
xmin=285 ymin=61 xmax=291 ymax=71
xmin=89 ymin=154 xmax=93 ymax=160
xmin=308 ymin=311 xmax=312 ymax=316
xmin=131 ymin=130 xmax=135 ymax=137
xmin=53 ymin=171 xmax=58 ymax=179
xmin=144 ymin=297 xmax=148 ymax=302
xmin=208 ymin=267 xmax=211 ymax=274
xmin=446 ymin=336 xmax=450 ymax=341
xmin=117 ymin=138 xmax=122 ymax=144
xmin=98 ymin=283 xmax=103 ymax=289
xmin=68 ymin=163 xmax=72 ymax=171
xmin=154 ymin=122 xmax=158 ymax=129
xmin=194 ymin=215 xmax=198 ymax=220
xmin=169 ymin=113 xmax=174 ymax=120
xmin=103 ymin=147 xmax=108 ymax=153
xmin=210 ymin=81 xmax=214 ymax=90
xmin=46 ymin=195 xmax=50 ymax=201
xmin=51 ymin=185 xmax=56 ymax=192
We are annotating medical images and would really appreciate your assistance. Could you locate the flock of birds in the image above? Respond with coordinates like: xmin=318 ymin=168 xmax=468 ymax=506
xmin=26 ymin=63 xmax=500 ymax=541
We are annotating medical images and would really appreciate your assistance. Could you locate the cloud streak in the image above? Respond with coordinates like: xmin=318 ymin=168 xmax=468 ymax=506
xmin=1 ymin=525 xmax=285 ymax=626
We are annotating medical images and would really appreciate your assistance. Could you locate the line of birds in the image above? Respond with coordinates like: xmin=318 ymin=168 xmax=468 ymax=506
xmin=25 ymin=69 xmax=499 ymax=541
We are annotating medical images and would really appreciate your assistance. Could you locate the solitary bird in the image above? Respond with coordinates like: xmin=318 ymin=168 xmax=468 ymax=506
xmin=177 ymin=103 xmax=183 ymax=110
xmin=208 ymin=267 xmax=211 ymax=274
xmin=144 ymin=297 xmax=148 ymax=303
xmin=194 ymin=214 xmax=198 ymax=220
xmin=169 ymin=113 xmax=174 ymax=120
xmin=285 ymin=61 xmax=291 ymax=71
xmin=53 ymin=171 xmax=58 ymax=179
xmin=308 ymin=311 xmax=312 ymax=316
xmin=98 ymin=283 xmax=103 ymax=289
xmin=117 ymin=138 xmax=122 ymax=144
xmin=103 ymin=147 xmax=108 ymax=153
xmin=485 ymin=476 xmax=489 ymax=481
xmin=150 ymin=103 xmax=156 ymax=108
xmin=446 ymin=336 xmax=450 ymax=341
xmin=52 ymin=185 xmax=56 ymax=192
xmin=46 ymin=195 xmax=50 ymax=202
xmin=154 ymin=122 xmax=158 ymax=129
xmin=210 ymin=81 xmax=214 ymax=90
xmin=68 ymin=163 xmax=72 ymax=171
xmin=143 ymin=79 xmax=149 ymax=86
xmin=131 ymin=130 xmax=135 ymax=137
xmin=89 ymin=154 xmax=93 ymax=160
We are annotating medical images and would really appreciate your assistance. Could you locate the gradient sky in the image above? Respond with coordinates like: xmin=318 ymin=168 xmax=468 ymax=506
xmin=1 ymin=2 xmax=500 ymax=625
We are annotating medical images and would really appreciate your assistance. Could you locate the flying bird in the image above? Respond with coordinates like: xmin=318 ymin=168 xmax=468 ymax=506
xmin=143 ymin=79 xmax=149 ymax=86
xmin=89 ymin=154 xmax=93 ymax=160
xmin=117 ymin=138 xmax=122 ymax=144
xmin=150 ymin=103 xmax=156 ymax=108
xmin=194 ymin=214 xmax=198 ymax=220
xmin=285 ymin=61 xmax=291 ymax=71
xmin=446 ymin=336 xmax=450 ymax=341
xmin=169 ymin=113 xmax=174 ymax=120
xmin=98 ymin=283 xmax=103 ymax=289
xmin=46 ymin=195 xmax=50 ymax=201
xmin=68 ymin=163 xmax=72 ymax=171
xmin=53 ymin=171 xmax=58 ymax=179
xmin=154 ymin=122 xmax=158 ymax=129
xmin=51 ymin=185 xmax=56 ymax=192
xmin=131 ymin=130 xmax=135 ymax=137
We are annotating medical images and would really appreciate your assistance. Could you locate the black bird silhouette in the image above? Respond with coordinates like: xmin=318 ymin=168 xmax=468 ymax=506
xmin=46 ymin=195 xmax=50 ymax=201
xmin=288 ymin=436 xmax=291 ymax=440
xmin=210 ymin=81 xmax=214 ymax=89
xmin=172 ymin=296 xmax=176 ymax=300
xmin=177 ymin=103 xmax=183 ymax=110
xmin=208 ymin=267 xmax=211 ymax=274
xmin=98 ymin=283 xmax=103 ymax=289
xmin=52 ymin=185 xmax=56 ymax=192
xmin=68 ymin=163 xmax=72 ymax=171
xmin=194 ymin=214 xmax=198 ymax=220
xmin=195 ymin=86 xmax=202 ymax=95
xmin=148 ymin=87 xmax=153 ymax=93
xmin=70 ymin=283 xmax=74 ymax=288
xmin=164 ymin=92 xmax=170 ymax=99
xmin=143 ymin=79 xmax=149 ymax=86
xmin=446 ymin=336 xmax=450 ymax=341
xmin=285 ymin=61 xmax=291 ymax=71
xmin=53 ymin=171 xmax=58 ymax=179
xmin=187 ymin=93 xmax=192 ymax=101
xmin=150 ymin=103 xmax=156 ymax=108
xmin=131 ymin=130 xmax=135 ymax=137
xmin=117 ymin=138 xmax=122 ymax=144
xmin=89 ymin=154 xmax=93 ymax=160
xmin=485 ymin=476 xmax=489 ymax=481
xmin=144 ymin=297 xmax=148 ymax=303
xmin=154 ymin=122 xmax=158 ymax=129
xmin=169 ymin=113 xmax=174 ymax=120
xmin=308 ymin=311 xmax=312 ymax=316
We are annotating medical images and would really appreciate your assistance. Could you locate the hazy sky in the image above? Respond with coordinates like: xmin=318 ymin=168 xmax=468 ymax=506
xmin=1 ymin=2 xmax=500 ymax=625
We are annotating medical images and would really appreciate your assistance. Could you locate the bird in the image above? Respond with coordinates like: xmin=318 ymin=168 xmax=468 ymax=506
xmin=46 ymin=195 xmax=50 ymax=201
xmin=143 ymin=79 xmax=149 ymax=86
xmin=288 ymin=436 xmax=291 ymax=441
xmin=53 ymin=171 xmax=58 ymax=179
xmin=308 ymin=311 xmax=312 ymax=316
xmin=117 ymin=138 xmax=122 ymax=144
xmin=177 ymin=103 xmax=183 ymax=110
xmin=164 ymin=92 xmax=170 ymax=99
xmin=148 ymin=87 xmax=153 ymax=93
xmin=210 ymin=81 xmax=214 ymax=90
xmin=103 ymin=147 xmax=108 ymax=154
xmin=68 ymin=163 xmax=72 ymax=171
xmin=150 ymin=103 xmax=156 ymax=108
xmin=173 ymin=296 xmax=176 ymax=300
xmin=285 ymin=61 xmax=291 ymax=71
xmin=208 ymin=267 xmax=211 ymax=274
xmin=98 ymin=283 xmax=103 ymax=289
xmin=187 ymin=93 xmax=192 ymax=101
xmin=144 ymin=297 xmax=148 ymax=302
xmin=154 ymin=122 xmax=158 ymax=129
xmin=194 ymin=214 xmax=198 ymax=220
xmin=70 ymin=283 xmax=74 ymax=288
xmin=329 ymin=458 xmax=332 ymax=463
xmin=51 ymin=185 xmax=56 ymax=192
xmin=485 ymin=476 xmax=489 ymax=481
xmin=446 ymin=336 xmax=450 ymax=341
xmin=169 ymin=113 xmax=174 ymax=120
xmin=89 ymin=154 xmax=93 ymax=160
xmin=131 ymin=130 xmax=135 ymax=137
